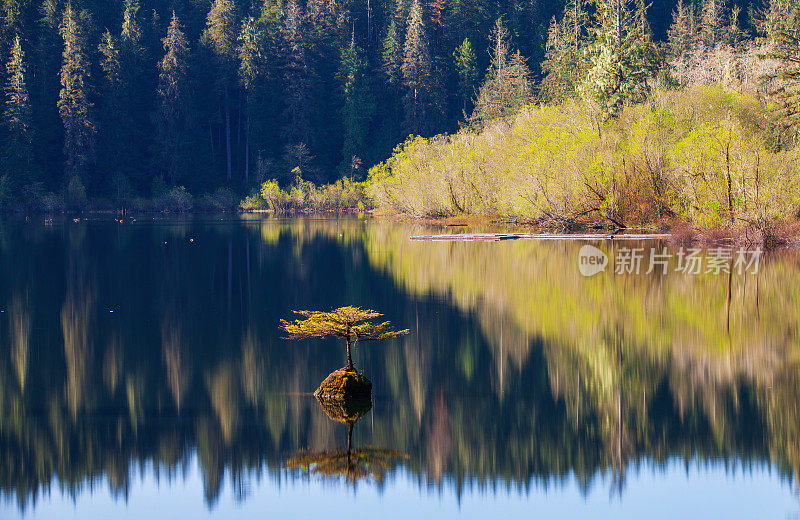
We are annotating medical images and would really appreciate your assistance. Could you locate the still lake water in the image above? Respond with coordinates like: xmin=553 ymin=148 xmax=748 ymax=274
xmin=1 ymin=216 xmax=799 ymax=519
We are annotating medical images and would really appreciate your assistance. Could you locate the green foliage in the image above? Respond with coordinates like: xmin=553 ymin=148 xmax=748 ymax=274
xmin=252 ymin=175 xmax=371 ymax=213
xmin=453 ymin=38 xmax=478 ymax=114
xmin=368 ymin=86 xmax=800 ymax=226
xmin=58 ymin=4 xmax=95 ymax=180
xmin=154 ymin=12 xmax=192 ymax=185
xmin=579 ymin=0 xmax=660 ymax=120
xmin=540 ymin=0 xmax=586 ymax=102
xmin=280 ymin=306 xmax=409 ymax=369
xmin=65 ymin=174 xmax=87 ymax=211
xmin=338 ymin=39 xmax=376 ymax=168
xmin=154 ymin=185 xmax=194 ymax=212
xmin=402 ymin=0 xmax=437 ymax=135
xmin=3 ymin=34 xmax=33 ymax=183
xmin=469 ymin=19 xmax=533 ymax=128
xmin=764 ymin=1 xmax=800 ymax=142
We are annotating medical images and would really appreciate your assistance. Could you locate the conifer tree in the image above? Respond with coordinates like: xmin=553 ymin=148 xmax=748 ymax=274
xmin=470 ymin=19 xmax=532 ymax=127
xmin=382 ymin=14 xmax=404 ymax=88
xmin=579 ymin=0 xmax=658 ymax=120
xmin=58 ymin=3 xmax=95 ymax=181
xmin=541 ymin=0 xmax=586 ymax=102
xmin=3 ymin=34 xmax=33 ymax=181
xmin=154 ymin=12 xmax=192 ymax=184
xmin=454 ymin=37 xmax=477 ymax=114
xmin=238 ymin=15 xmax=264 ymax=185
xmin=765 ymin=2 xmax=800 ymax=140
xmin=667 ymin=0 xmax=696 ymax=79
xmin=204 ymin=0 xmax=239 ymax=182
xmin=98 ymin=30 xmax=124 ymax=180
xmin=282 ymin=0 xmax=314 ymax=157
xmin=402 ymin=0 xmax=436 ymax=135
xmin=338 ymin=37 xmax=375 ymax=171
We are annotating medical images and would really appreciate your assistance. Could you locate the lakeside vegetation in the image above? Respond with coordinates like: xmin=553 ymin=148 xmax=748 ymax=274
xmin=367 ymin=86 xmax=800 ymax=231
xmin=2 ymin=0 xmax=800 ymax=229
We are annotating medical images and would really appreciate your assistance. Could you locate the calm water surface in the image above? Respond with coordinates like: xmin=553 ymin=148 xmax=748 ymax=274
xmin=0 ymin=216 xmax=799 ymax=519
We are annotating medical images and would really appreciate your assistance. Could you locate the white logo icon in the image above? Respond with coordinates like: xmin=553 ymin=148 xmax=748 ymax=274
xmin=578 ymin=245 xmax=608 ymax=277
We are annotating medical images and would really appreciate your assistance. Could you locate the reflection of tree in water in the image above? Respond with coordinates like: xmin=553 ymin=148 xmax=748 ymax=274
xmin=286 ymin=397 xmax=408 ymax=485
xmin=1 ymin=218 xmax=800 ymax=509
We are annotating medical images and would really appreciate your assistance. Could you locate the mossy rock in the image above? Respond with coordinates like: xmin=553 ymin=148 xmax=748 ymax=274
xmin=316 ymin=395 xmax=372 ymax=424
xmin=314 ymin=367 xmax=372 ymax=401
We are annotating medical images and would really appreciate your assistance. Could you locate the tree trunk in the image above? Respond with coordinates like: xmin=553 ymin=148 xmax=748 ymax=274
xmin=346 ymin=336 xmax=353 ymax=369
xmin=224 ymin=84 xmax=232 ymax=182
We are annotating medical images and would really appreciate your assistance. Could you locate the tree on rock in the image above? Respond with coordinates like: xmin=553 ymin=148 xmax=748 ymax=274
xmin=280 ymin=306 xmax=409 ymax=370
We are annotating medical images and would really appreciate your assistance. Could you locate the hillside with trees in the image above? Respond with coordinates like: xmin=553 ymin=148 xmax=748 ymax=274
xmin=0 ymin=0 xmax=794 ymax=214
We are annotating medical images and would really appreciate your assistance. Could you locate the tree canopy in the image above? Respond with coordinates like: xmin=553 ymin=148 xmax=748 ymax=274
xmin=280 ymin=306 xmax=410 ymax=369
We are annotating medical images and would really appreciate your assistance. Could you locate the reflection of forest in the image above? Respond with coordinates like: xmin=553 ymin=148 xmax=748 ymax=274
xmin=0 ymin=217 xmax=799 ymax=510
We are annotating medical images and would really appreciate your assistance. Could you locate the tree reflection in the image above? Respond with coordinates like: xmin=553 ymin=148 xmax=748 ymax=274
xmin=0 ymin=217 xmax=798 ymax=510
xmin=286 ymin=397 xmax=407 ymax=485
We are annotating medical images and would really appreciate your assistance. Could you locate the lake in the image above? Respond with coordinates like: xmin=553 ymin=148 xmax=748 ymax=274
xmin=0 ymin=216 xmax=799 ymax=519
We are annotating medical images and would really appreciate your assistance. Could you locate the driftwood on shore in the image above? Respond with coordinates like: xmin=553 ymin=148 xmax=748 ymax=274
xmin=409 ymin=233 xmax=670 ymax=241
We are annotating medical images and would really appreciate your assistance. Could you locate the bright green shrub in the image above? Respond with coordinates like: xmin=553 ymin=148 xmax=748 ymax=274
xmin=367 ymin=85 xmax=800 ymax=227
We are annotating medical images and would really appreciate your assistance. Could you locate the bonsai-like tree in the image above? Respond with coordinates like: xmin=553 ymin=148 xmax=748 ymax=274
xmin=280 ymin=306 xmax=409 ymax=370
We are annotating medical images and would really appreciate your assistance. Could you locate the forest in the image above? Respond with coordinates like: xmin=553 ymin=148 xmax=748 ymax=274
xmin=0 ymin=0 xmax=795 ymax=213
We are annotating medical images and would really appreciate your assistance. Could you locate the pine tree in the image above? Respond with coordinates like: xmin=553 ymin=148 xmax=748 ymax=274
xmin=338 ymin=37 xmax=375 ymax=171
xmin=238 ymin=15 xmax=265 ymax=185
xmin=3 ymin=34 xmax=33 ymax=181
xmin=667 ymin=0 xmax=696 ymax=85
xmin=700 ymin=0 xmax=728 ymax=49
xmin=282 ymin=0 xmax=314 ymax=155
xmin=454 ymin=37 xmax=477 ymax=114
xmin=541 ymin=0 xmax=586 ymax=102
xmin=579 ymin=0 xmax=658 ymax=120
xmin=470 ymin=19 xmax=532 ymax=127
xmin=154 ymin=12 xmax=192 ymax=184
xmin=98 ymin=30 xmax=125 ymax=180
xmin=765 ymin=2 xmax=800 ymax=140
xmin=402 ymin=0 xmax=436 ymax=135
xmin=382 ymin=14 xmax=404 ymax=88
xmin=58 ymin=3 xmax=95 ymax=181
xmin=204 ymin=0 xmax=239 ymax=182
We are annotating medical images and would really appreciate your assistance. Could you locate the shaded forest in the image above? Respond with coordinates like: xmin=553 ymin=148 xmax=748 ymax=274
xmin=0 ymin=0 xmax=760 ymax=207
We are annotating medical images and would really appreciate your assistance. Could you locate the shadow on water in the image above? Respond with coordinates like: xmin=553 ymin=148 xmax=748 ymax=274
xmin=0 ymin=216 xmax=799 ymax=510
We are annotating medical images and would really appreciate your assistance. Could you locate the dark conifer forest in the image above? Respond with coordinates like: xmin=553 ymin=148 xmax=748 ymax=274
xmin=0 ymin=0 xmax=767 ymax=205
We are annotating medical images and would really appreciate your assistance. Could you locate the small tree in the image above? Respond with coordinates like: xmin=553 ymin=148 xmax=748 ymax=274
xmin=280 ymin=306 xmax=409 ymax=370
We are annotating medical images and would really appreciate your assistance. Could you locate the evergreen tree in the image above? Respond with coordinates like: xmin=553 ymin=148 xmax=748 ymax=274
xmin=382 ymin=12 xmax=404 ymax=88
xmin=764 ymin=2 xmax=800 ymax=140
xmin=541 ymin=0 xmax=586 ymax=102
xmin=97 ymin=30 xmax=124 ymax=182
xmin=699 ymin=0 xmax=728 ymax=49
xmin=3 ymin=34 xmax=33 ymax=181
xmin=58 ymin=3 xmax=95 ymax=181
xmin=453 ymin=37 xmax=477 ymax=114
xmin=238 ymin=15 xmax=265 ymax=185
xmin=402 ymin=0 xmax=436 ymax=135
xmin=579 ymin=0 xmax=658 ymax=120
xmin=118 ymin=0 xmax=152 ymax=182
xmin=470 ymin=19 xmax=532 ymax=127
xmin=154 ymin=12 xmax=192 ymax=184
xmin=203 ymin=0 xmax=239 ymax=182
xmin=337 ymin=37 xmax=375 ymax=171
xmin=282 ymin=0 xmax=314 ymax=161
xmin=667 ymin=0 xmax=696 ymax=85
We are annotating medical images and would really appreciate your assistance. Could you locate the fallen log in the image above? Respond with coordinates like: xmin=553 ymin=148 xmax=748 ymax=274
xmin=409 ymin=233 xmax=670 ymax=241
